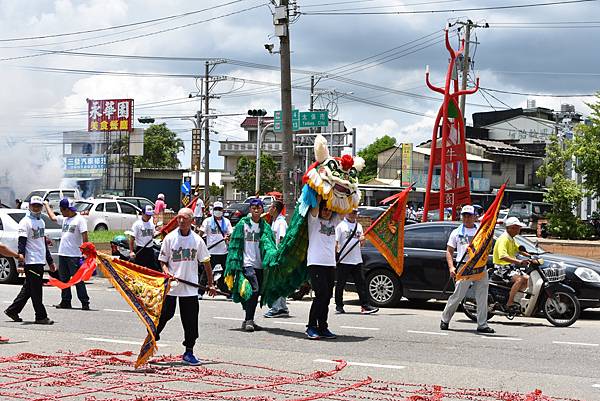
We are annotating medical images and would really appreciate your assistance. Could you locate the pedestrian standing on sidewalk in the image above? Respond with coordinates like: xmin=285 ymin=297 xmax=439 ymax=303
xmin=440 ymin=205 xmax=495 ymax=333
xmin=334 ymin=208 xmax=379 ymax=315
xmin=156 ymin=208 xmax=216 ymax=366
xmin=193 ymin=193 xmax=205 ymax=228
xmin=0 ymin=242 xmax=22 ymax=342
xmin=264 ymin=200 xmax=290 ymax=318
xmin=154 ymin=194 xmax=167 ymax=225
xmin=129 ymin=205 xmax=158 ymax=270
xmin=45 ymin=198 xmax=90 ymax=310
xmin=305 ymin=197 xmax=339 ymax=340
xmin=5 ymin=196 xmax=55 ymax=325
xmin=198 ymin=201 xmax=232 ymax=298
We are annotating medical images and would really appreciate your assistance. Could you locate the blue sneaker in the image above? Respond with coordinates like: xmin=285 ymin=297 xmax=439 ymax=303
xmin=319 ymin=328 xmax=337 ymax=339
xmin=182 ymin=351 xmax=201 ymax=366
xmin=306 ymin=327 xmax=320 ymax=340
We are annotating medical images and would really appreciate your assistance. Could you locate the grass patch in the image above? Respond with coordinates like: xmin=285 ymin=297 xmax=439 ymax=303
xmin=88 ymin=230 xmax=126 ymax=243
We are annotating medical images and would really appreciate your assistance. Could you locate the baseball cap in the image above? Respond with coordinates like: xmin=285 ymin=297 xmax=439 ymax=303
xmin=213 ymin=201 xmax=224 ymax=209
xmin=504 ymin=216 xmax=527 ymax=228
xmin=29 ymin=196 xmax=44 ymax=206
xmin=249 ymin=198 xmax=264 ymax=208
xmin=460 ymin=205 xmax=475 ymax=215
xmin=59 ymin=198 xmax=77 ymax=212
xmin=144 ymin=205 xmax=154 ymax=216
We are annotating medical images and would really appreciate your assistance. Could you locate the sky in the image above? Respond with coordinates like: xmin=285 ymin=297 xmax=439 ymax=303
xmin=0 ymin=0 xmax=599 ymax=197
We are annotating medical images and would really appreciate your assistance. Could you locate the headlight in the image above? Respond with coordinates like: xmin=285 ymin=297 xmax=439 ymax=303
xmin=574 ymin=267 xmax=600 ymax=283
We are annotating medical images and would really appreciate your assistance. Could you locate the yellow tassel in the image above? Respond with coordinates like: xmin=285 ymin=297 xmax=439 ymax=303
xmin=224 ymin=274 xmax=234 ymax=290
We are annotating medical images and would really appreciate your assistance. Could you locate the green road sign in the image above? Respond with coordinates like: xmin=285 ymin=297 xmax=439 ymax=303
xmin=299 ymin=110 xmax=329 ymax=128
xmin=274 ymin=109 xmax=300 ymax=132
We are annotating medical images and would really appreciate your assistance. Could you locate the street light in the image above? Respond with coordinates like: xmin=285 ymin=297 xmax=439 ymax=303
xmin=247 ymin=109 xmax=270 ymax=195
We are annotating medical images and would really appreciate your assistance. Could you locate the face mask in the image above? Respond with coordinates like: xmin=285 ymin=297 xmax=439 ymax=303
xmin=30 ymin=211 xmax=42 ymax=219
xmin=213 ymin=210 xmax=223 ymax=218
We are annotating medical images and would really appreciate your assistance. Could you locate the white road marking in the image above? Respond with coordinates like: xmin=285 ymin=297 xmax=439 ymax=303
xmin=480 ymin=336 xmax=522 ymax=341
xmin=2 ymin=301 xmax=11 ymax=304
xmin=592 ymin=384 xmax=600 ymax=388
xmin=84 ymin=337 xmax=170 ymax=347
xmin=407 ymin=330 xmax=448 ymax=336
xmin=273 ymin=321 xmax=305 ymax=326
xmin=213 ymin=316 xmax=244 ymax=321
xmin=103 ymin=309 xmax=131 ymax=313
xmin=553 ymin=341 xmax=599 ymax=347
xmin=340 ymin=325 xmax=380 ymax=331
xmin=314 ymin=359 xmax=405 ymax=370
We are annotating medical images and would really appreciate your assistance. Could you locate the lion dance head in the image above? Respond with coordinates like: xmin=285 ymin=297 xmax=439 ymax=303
xmin=303 ymin=134 xmax=364 ymax=214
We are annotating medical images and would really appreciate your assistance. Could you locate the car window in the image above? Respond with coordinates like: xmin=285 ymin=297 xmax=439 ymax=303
xmin=74 ymin=202 xmax=93 ymax=212
xmin=7 ymin=212 xmax=26 ymax=224
xmin=46 ymin=191 xmax=61 ymax=202
xmin=139 ymin=199 xmax=153 ymax=209
xmin=118 ymin=202 xmax=138 ymax=215
xmin=63 ymin=190 xmax=76 ymax=199
xmin=105 ymin=202 xmax=119 ymax=213
xmin=94 ymin=203 xmax=104 ymax=212
xmin=405 ymin=226 xmax=449 ymax=250
xmin=0 ymin=217 xmax=3 ymax=230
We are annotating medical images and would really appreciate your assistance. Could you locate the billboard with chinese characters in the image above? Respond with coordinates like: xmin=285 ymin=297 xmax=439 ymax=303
xmin=87 ymin=99 xmax=134 ymax=132
xmin=401 ymin=143 xmax=412 ymax=187
xmin=64 ymin=155 xmax=107 ymax=178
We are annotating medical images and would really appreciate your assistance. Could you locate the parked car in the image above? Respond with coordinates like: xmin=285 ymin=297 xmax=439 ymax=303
xmin=75 ymin=199 xmax=141 ymax=231
xmin=21 ymin=188 xmax=81 ymax=211
xmin=360 ymin=221 xmax=600 ymax=310
xmin=97 ymin=195 xmax=155 ymax=211
xmin=358 ymin=206 xmax=386 ymax=221
xmin=0 ymin=209 xmax=62 ymax=284
xmin=244 ymin=196 xmax=275 ymax=207
xmin=223 ymin=202 xmax=251 ymax=226
xmin=507 ymin=201 xmax=551 ymax=234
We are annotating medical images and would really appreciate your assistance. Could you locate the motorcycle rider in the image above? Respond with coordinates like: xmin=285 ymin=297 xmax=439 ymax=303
xmin=440 ymin=205 xmax=494 ymax=333
xmin=492 ymin=217 xmax=530 ymax=312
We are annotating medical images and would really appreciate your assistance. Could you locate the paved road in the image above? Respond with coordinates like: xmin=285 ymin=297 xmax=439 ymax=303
xmin=0 ymin=278 xmax=598 ymax=400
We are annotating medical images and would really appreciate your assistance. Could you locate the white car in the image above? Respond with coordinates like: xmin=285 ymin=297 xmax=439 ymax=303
xmin=21 ymin=188 xmax=81 ymax=211
xmin=0 ymin=209 xmax=62 ymax=284
xmin=75 ymin=199 xmax=141 ymax=231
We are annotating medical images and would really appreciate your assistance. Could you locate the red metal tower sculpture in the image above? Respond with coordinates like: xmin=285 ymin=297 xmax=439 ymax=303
xmin=422 ymin=29 xmax=479 ymax=222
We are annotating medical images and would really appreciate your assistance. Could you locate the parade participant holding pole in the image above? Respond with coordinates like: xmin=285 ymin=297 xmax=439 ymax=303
xmin=198 ymin=201 xmax=232 ymax=298
xmin=129 ymin=205 xmax=158 ymax=270
xmin=264 ymin=200 xmax=290 ymax=318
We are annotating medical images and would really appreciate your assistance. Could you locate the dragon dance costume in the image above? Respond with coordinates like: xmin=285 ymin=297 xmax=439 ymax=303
xmin=224 ymin=134 xmax=364 ymax=308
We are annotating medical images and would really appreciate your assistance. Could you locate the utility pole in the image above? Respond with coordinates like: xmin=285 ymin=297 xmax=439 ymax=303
xmin=457 ymin=20 xmax=488 ymax=124
xmin=276 ymin=0 xmax=294 ymax=218
xmin=204 ymin=61 xmax=210 ymax=202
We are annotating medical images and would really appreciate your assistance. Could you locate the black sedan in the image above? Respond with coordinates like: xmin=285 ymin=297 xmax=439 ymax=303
xmin=223 ymin=202 xmax=250 ymax=226
xmin=360 ymin=221 xmax=600 ymax=309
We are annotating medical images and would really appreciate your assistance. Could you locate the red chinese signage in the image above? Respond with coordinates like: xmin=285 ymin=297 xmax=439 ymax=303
xmin=87 ymin=99 xmax=134 ymax=132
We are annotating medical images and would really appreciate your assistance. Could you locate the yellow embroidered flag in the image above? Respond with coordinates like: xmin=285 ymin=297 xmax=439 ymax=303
xmin=364 ymin=186 xmax=412 ymax=276
xmin=456 ymin=183 xmax=506 ymax=281
xmin=95 ymin=253 xmax=170 ymax=368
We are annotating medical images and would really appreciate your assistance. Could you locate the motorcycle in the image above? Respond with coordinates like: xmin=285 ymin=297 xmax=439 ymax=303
xmin=110 ymin=233 xmax=230 ymax=295
xmin=461 ymin=257 xmax=580 ymax=327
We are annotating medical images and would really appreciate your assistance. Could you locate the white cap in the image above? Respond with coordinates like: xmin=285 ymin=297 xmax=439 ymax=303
xmin=460 ymin=205 xmax=475 ymax=215
xmin=29 ymin=196 xmax=44 ymax=206
xmin=213 ymin=201 xmax=224 ymax=209
xmin=157 ymin=193 xmax=165 ymax=200
xmin=504 ymin=216 xmax=527 ymax=228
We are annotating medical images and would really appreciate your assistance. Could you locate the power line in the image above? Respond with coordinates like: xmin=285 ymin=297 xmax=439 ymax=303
xmin=299 ymin=0 xmax=598 ymax=14
xmin=480 ymin=87 xmax=597 ymax=97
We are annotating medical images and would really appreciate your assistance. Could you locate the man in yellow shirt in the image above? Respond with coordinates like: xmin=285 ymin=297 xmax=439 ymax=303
xmin=492 ymin=217 xmax=530 ymax=311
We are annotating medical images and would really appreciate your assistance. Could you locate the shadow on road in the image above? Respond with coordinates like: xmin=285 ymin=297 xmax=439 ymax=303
xmin=228 ymin=327 xmax=372 ymax=342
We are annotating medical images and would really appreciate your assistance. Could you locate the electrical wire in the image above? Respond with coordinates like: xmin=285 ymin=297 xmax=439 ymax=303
xmin=480 ymin=87 xmax=597 ymax=97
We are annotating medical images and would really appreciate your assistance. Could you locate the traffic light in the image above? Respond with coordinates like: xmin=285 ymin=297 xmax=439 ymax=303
xmin=247 ymin=109 xmax=267 ymax=117
xmin=138 ymin=117 xmax=155 ymax=124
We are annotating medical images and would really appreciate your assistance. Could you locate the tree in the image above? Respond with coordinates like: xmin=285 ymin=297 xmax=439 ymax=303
xmin=537 ymin=134 xmax=587 ymax=239
xmin=133 ymin=123 xmax=184 ymax=169
xmin=209 ymin=182 xmax=224 ymax=197
xmin=233 ymin=154 xmax=282 ymax=196
xmin=572 ymin=93 xmax=600 ymax=199
xmin=357 ymin=135 xmax=397 ymax=182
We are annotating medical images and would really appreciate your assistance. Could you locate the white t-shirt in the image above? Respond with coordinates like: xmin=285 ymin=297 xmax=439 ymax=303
xmin=271 ymin=215 xmax=288 ymax=246
xmin=56 ymin=214 xmax=88 ymax=257
xmin=447 ymin=224 xmax=479 ymax=262
xmin=158 ymin=229 xmax=211 ymax=297
xmin=131 ymin=218 xmax=155 ymax=248
xmin=194 ymin=199 xmax=205 ymax=218
xmin=335 ymin=219 xmax=363 ymax=265
xmin=18 ymin=215 xmax=47 ymax=265
xmin=243 ymin=220 xmax=262 ymax=269
xmin=307 ymin=213 xmax=338 ymax=267
xmin=201 ymin=216 xmax=233 ymax=255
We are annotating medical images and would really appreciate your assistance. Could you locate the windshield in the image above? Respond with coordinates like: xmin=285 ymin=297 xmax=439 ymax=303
xmin=24 ymin=191 xmax=45 ymax=202
xmin=75 ymin=202 xmax=93 ymax=212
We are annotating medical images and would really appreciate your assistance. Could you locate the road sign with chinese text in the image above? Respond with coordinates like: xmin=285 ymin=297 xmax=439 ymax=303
xmin=87 ymin=99 xmax=134 ymax=132
xmin=299 ymin=110 xmax=329 ymax=128
xmin=274 ymin=109 xmax=299 ymax=132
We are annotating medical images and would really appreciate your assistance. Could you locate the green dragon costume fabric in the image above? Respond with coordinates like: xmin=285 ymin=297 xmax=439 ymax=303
xmin=225 ymin=134 xmax=364 ymax=307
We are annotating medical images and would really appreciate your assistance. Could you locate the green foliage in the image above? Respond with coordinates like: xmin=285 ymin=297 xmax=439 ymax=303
xmin=357 ymin=135 xmax=397 ymax=182
xmin=572 ymin=92 xmax=600 ymax=199
xmin=88 ymin=230 xmax=124 ymax=244
xmin=537 ymin=134 xmax=587 ymax=239
xmin=134 ymin=123 xmax=184 ymax=169
xmin=209 ymin=182 xmax=224 ymax=197
xmin=233 ymin=154 xmax=282 ymax=196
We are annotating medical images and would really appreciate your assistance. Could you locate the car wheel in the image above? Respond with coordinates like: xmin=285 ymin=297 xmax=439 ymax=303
xmin=0 ymin=257 xmax=17 ymax=284
xmin=95 ymin=224 xmax=108 ymax=231
xmin=366 ymin=269 xmax=402 ymax=307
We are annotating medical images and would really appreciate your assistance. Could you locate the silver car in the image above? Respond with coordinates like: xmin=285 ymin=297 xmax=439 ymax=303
xmin=0 ymin=209 xmax=62 ymax=284
xmin=75 ymin=199 xmax=141 ymax=231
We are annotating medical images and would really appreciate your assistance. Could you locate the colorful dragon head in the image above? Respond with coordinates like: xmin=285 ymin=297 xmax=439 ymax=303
xmin=303 ymin=134 xmax=364 ymax=214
